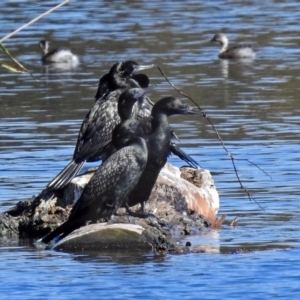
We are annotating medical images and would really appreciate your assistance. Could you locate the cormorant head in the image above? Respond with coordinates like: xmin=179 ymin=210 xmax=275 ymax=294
xmin=131 ymin=73 xmax=150 ymax=88
xmin=119 ymin=87 xmax=147 ymax=105
xmin=152 ymin=97 xmax=201 ymax=117
xmin=110 ymin=61 xmax=154 ymax=79
xmin=118 ymin=87 xmax=148 ymax=121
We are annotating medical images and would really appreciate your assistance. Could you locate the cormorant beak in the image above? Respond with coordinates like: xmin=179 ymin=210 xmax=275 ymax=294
xmin=148 ymin=83 xmax=158 ymax=90
xmin=134 ymin=88 xmax=148 ymax=99
xmin=133 ymin=64 xmax=155 ymax=73
xmin=135 ymin=83 xmax=157 ymax=98
xmin=184 ymin=107 xmax=202 ymax=115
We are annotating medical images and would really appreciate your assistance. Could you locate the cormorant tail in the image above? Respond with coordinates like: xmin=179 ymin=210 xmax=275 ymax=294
xmin=41 ymin=218 xmax=82 ymax=244
xmin=170 ymin=142 xmax=200 ymax=169
xmin=45 ymin=160 xmax=85 ymax=191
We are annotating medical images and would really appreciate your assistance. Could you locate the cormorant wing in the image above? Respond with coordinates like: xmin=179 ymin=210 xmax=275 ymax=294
xmin=73 ymin=90 xmax=123 ymax=162
xmin=70 ymin=145 xmax=146 ymax=219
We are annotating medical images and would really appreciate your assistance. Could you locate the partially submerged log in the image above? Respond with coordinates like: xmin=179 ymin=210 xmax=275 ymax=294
xmin=1 ymin=163 xmax=220 ymax=252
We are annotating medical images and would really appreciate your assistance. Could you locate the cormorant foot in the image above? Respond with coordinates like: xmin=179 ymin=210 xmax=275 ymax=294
xmin=125 ymin=204 xmax=156 ymax=219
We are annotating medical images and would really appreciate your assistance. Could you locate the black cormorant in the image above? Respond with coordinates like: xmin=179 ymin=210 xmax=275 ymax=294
xmin=114 ymin=96 xmax=202 ymax=213
xmin=37 ymin=61 xmax=198 ymax=199
xmin=40 ymin=135 xmax=148 ymax=244
xmin=38 ymin=61 xmax=153 ymax=196
xmin=94 ymin=60 xmax=154 ymax=101
xmin=42 ymin=84 xmax=152 ymax=194
xmin=106 ymin=89 xmax=200 ymax=171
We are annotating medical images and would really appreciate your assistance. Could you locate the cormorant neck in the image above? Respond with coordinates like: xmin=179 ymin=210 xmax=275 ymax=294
xmin=151 ymin=111 xmax=168 ymax=132
xmin=111 ymin=74 xmax=128 ymax=90
xmin=118 ymin=101 xmax=136 ymax=122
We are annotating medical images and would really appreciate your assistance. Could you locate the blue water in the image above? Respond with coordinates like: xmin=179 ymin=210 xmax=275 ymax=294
xmin=1 ymin=0 xmax=300 ymax=298
xmin=1 ymin=242 xmax=299 ymax=299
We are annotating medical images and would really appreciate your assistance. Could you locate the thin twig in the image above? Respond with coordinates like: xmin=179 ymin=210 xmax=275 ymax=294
xmin=0 ymin=0 xmax=69 ymax=43
xmin=157 ymin=66 xmax=265 ymax=211
xmin=0 ymin=0 xmax=69 ymax=79
xmin=236 ymin=158 xmax=272 ymax=180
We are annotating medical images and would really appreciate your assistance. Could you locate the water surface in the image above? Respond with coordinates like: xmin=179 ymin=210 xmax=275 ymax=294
xmin=1 ymin=0 xmax=300 ymax=299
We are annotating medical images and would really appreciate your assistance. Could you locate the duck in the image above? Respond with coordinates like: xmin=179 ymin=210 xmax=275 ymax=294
xmin=38 ymin=40 xmax=79 ymax=65
xmin=210 ymin=33 xmax=256 ymax=59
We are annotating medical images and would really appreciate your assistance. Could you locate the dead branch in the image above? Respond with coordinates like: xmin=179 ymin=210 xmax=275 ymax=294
xmin=157 ymin=66 xmax=265 ymax=211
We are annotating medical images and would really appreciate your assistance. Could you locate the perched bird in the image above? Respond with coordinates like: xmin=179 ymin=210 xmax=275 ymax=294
xmin=37 ymin=61 xmax=198 ymax=199
xmin=41 ymin=84 xmax=152 ymax=194
xmin=40 ymin=136 xmax=148 ymax=244
xmin=94 ymin=60 xmax=154 ymax=101
xmin=112 ymin=96 xmax=202 ymax=215
xmin=108 ymin=88 xmax=200 ymax=170
xmin=97 ymin=87 xmax=152 ymax=161
xmin=210 ymin=33 xmax=256 ymax=59
xmin=38 ymin=40 xmax=79 ymax=65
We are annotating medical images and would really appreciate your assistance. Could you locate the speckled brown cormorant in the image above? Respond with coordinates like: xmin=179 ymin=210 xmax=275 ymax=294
xmin=40 ymin=135 xmax=148 ymax=244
